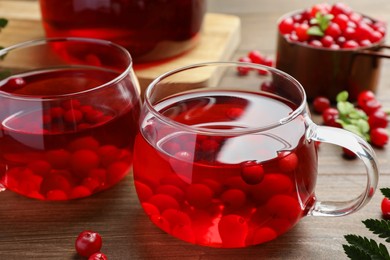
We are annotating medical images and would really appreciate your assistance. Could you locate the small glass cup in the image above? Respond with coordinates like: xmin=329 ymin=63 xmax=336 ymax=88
xmin=133 ymin=62 xmax=378 ymax=248
xmin=0 ymin=38 xmax=141 ymax=201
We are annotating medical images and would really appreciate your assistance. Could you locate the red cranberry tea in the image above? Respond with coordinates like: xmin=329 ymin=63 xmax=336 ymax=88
xmin=39 ymin=0 xmax=206 ymax=63
xmin=0 ymin=68 xmax=140 ymax=200
xmin=133 ymin=90 xmax=317 ymax=248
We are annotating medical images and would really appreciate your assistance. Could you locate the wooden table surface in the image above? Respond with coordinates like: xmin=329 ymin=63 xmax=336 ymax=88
xmin=1 ymin=0 xmax=390 ymax=259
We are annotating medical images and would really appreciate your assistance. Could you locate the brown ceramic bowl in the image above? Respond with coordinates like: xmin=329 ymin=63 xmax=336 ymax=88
xmin=275 ymin=11 xmax=389 ymax=102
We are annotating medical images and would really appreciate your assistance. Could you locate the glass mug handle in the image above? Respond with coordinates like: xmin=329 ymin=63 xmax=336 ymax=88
xmin=306 ymin=119 xmax=379 ymax=217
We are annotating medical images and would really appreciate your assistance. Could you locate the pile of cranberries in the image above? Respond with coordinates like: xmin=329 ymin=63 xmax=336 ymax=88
xmin=278 ymin=2 xmax=386 ymax=49
xmin=313 ymin=90 xmax=389 ymax=154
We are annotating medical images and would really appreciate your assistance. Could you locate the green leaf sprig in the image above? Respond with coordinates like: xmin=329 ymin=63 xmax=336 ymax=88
xmin=335 ymin=91 xmax=371 ymax=142
xmin=343 ymin=188 xmax=390 ymax=260
xmin=307 ymin=11 xmax=334 ymax=37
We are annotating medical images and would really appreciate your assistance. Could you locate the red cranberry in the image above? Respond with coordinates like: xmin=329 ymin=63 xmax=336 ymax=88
xmin=362 ymin=99 xmax=382 ymax=115
xmin=322 ymin=107 xmax=341 ymax=127
xmin=237 ymin=57 xmax=252 ymax=75
xmin=248 ymin=50 xmax=264 ymax=64
xmin=312 ymin=96 xmax=331 ymax=114
xmin=357 ymin=90 xmax=376 ymax=109
xmin=240 ymin=161 xmax=264 ymax=185
xmin=333 ymin=14 xmax=349 ymax=30
xmin=279 ymin=17 xmax=295 ymax=34
xmin=185 ymin=183 xmax=213 ymax=208
xmin=343 ymin=40 xmax=359 ymax=49
xmin=330 ymin=2 xmax=352 ymax=16
xmin=325 ymin=23 xmax=342 ymax=38
xmin=321 ymin=35 xmax=335 ymax=47
xmin=75 ymin=231 xmax=103 ymax=258
xmin=6 ymin=77 xmax=26 ymax=89
xmin=368 ymin=109 xmax=388 ymax=129
xmin=381 ymin=197 xmax=390 ymax=219
xmin=296 ymin=23 xmax=310 ymax=42
xmin=89 ymin=252 xmax=108 ymax=260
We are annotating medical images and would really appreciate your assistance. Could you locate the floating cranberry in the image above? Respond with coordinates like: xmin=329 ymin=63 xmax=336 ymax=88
xmin=61 ymin=99 xmax=81 ymax=110
xmin=172 ymin=224 xmax=195 ymax=244
xmin=150 ymin=215 xmax=171 ymax=233
xmin=218 ymin=214 xmax=248 ymax=248
xmin=75 ymin=230 xmax=103 ymax=258
xmin=221 ymin=189 xmax=247 ymax=210
xmin=46 ymin=189 xmax=68 ymax=200
xmin=156 ymin=184 xmax=185 ymax=203
xmin=64 ymin=109 xmax=83 ymax=124
xmin=240 ymin=161 xmax=264 ymax=185
xmin=278 ymin=152 xmax=298 ymax=172
xmin=82 ymin=177 xmax=101 ymax=192
xmin=68 ymin=137 xmax=100 ymax=152
xmin=135 ymin=181 xmax=154 ymax=202
xmin=70 ymin=186 xmax=92 ymax=199
xmin=226 ymin=107 xmax=244 ymax=120
xmin=70 ymin=149 xmax=100 ymax=176
xmin=106 ymin=161 xmax=130 ymax=185
xmin=148 ymin=194 xmax=180 ymax=212
xmin=266 ymin=194 xmax=301 ymax=221
xmin=141 ymin=202 xmax=160 ymax=217
xmin=50 ymin=106 xmax=65 ymax=119
xmin=88 ymin=169 xmax=107 ymax=184
xmin=201 ymin=138 xmax=220 ymax=153
xmin=40 ymin=174 xmax=71 ymax=195
xmin=252 ymin=227 xmax=277 ymax=245
xmin=185 ymin=183 xmax=213 ymax=208
xmin=6 ymin=77 xmax=26 ymax=89
xmin=97 ymin=145 xmax=120 ymax=166
xmin=162 ymin=209 xmax=191 ymax=228
xmin=250 ymin=174 xmax=293 ymax=203
xmin=27 ymin=160 xmax=52 ymax=177
xmin=45 ymin=149 xmax=71 ymax=169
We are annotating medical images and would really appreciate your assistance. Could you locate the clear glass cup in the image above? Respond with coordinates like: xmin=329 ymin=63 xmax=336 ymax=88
xmin=0 ymin=38 xmax=141 ymax=201
xmin=38 ymin=0 xmax=207 ymax=64
xmin=133 ymin=62 xmax=378 ymax=248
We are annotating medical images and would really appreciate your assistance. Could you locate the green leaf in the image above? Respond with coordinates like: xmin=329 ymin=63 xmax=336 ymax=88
xmin=307 ymin=26 xmax=324 ymax=37
xmin=343 ymin=124 xmax=365 ymax=138
xmin=343 ymin=244 xmax=372 ymax=260
xmin=381 ymin=188 xmax=390 ymax=200
xmin=356 ymin=119 xmax=370 ymax=134
xmin=337 ymin=91 xmax=349 ymax=102
xmin=337 ymin=101 xmax=355 ymax=115
xmin=344 ymin=234 xmax=390 ymax=260
xmin=0 ymin=18 xmax=8 ymax=28
xmin=363 ymin=219 xmax=390 ymax=243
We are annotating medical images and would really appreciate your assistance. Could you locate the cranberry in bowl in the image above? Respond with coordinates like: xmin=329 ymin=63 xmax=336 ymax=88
xmin=276 ymin=2 xmax=389 ymax=102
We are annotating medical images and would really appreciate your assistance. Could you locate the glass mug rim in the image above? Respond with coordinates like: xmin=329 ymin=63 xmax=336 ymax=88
xmin=0 ymin=37 xmax=134 ymax=101
xmin=144 ymin=61 xmax=307 ymax=135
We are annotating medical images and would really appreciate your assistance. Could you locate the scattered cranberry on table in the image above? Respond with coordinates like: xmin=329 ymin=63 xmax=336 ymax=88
xmin=75 ymin=230 xmax=103 ymax=258
xmin=89 ymin=252 xmax=108 ymax=260
xmin=278 ymin=2 xmax=386 ymax=49
xmin=236 ymin=50 xmax=274 ymax=75
xmin=381 ymin=197 xmax=390 ymax=219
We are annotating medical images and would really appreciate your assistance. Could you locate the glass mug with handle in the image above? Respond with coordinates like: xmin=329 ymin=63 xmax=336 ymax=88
xmin=133 ymin=62 xmax=378 ymax=248
xmin=0 ymin=38 xmax=141 ymax=200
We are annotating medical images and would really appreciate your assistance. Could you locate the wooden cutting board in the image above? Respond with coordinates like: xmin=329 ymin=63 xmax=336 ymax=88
xmin=0 ymin=1 xmax=241 ymax=92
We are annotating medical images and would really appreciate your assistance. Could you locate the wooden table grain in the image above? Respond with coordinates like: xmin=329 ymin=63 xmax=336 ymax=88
xmin=1 ymin=0 xmax=390 ymax=259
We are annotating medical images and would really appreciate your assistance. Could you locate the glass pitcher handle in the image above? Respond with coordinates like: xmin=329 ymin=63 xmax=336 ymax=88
xmin=306 ymin=121 xmax=379 ymax=217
